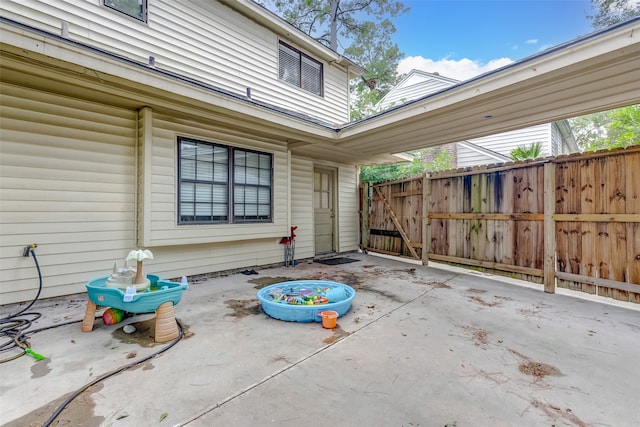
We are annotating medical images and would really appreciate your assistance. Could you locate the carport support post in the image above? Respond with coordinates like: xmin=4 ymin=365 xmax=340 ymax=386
xmin=543 ymin=162 xmax=556 ymax=293
xmin=422 ymin=172 xmax=430 ymax=266
xmin=360 ymin=182 xmax=370 ymax=252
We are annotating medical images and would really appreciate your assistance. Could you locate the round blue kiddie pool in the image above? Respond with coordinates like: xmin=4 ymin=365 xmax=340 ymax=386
xmin=257 ymin=280 xmax=355 ymax=322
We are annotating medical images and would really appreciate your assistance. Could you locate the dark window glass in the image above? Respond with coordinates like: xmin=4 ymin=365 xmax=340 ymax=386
xmin=278 ymin=41 xmax=323 ymax=96
xmin=178 ymin=138 xmax=272 ymax=224
xmin=233 ymin=151 xmax=272 ymax=222
xmin=104 ymin=0 xmax=147 ymax=22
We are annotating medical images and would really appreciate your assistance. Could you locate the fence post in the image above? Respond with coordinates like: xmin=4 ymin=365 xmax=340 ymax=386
xmin=360 ymin=182 xmax=370 ymax=252
xmin=422 ymin=172 xmax=430 ymax=266
xmin=543 ymin=162 xmax=556 ymax=293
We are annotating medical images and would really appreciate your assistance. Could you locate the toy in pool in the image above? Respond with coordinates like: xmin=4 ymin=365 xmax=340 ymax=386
xmin=81 ymin=273 xmax=188 ymax=343
xmin=257 ymin=280 xmax=355 ymax=323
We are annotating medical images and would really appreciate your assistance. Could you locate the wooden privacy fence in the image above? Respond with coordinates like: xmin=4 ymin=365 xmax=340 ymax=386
xmin=360 ymin=146 xmax=640 ymax=303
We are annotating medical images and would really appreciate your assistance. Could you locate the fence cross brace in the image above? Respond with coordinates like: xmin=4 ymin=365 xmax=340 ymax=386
xmin=374 ymin=186 xmax=421 ymax=260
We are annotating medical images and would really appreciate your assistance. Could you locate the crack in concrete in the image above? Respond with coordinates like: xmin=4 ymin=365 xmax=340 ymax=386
xmin=178 ymin=274 xmax=461 ymax=426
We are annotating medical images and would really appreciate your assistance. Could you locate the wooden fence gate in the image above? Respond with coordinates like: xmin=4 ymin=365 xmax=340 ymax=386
xmin=360 ymin=146 xmax=640 ymax=303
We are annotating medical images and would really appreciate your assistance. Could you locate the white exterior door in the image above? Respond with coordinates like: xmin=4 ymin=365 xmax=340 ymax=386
xmin=314 ymin=168 xmax=335 ymax=254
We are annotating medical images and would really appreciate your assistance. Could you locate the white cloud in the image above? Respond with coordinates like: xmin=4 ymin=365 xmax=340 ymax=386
xmin=397 ymin=56 xmax=514 ymax=81
xmin=526 ymin=39 xmax=539 ymax=44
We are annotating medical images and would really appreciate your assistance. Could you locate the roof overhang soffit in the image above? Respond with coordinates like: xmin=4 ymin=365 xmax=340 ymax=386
xmin=1 ymin=17 xmax=639 ymax=164
xmin=337 ymin=18 xmax=640 ymax=147
xmin=0 ymin=20 xmax=339 ymax=146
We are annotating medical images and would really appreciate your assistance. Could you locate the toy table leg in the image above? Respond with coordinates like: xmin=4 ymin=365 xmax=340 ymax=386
xmin=154 ymin=301 xmax=179 ymax=343
xmin=81 ymin=300 xmax=97 ymax=332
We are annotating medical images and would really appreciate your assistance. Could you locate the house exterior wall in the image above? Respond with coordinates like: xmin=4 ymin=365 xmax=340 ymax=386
xmin=290 ymin=158 xmax=360 ymax=257
xmin=0 ymin=84 xmax=139 ymax=302
xmin=378 ymin=71 xmax=458 ymax=111
xmin=290 ymin=156 xmax=315 ymax=260
xmin=0 ymin=82 xmax=359 ymax=304
xmin=337 ymin=165 xmax=360 ymax=252
xmin=455 ymin=145 xmax=502 ymax=168
xmin=0 ymin=0 xmax=350 ymax=123
xmin=550 ymin=123 xmax=564 ymax=156
xmin=0 ymin=0 xmax=364 ymax=304
xmin=141 ymin=108 xmax=290 ymax=247
xmin=456 ymin=124 xmax=553 ymax=168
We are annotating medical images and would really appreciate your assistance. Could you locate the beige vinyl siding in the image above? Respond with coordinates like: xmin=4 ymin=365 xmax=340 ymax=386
xmin=144 ymin=109 xmax=289 ymax=246
xmin=378 ymin=71 xmax=460 ymax=111
xmin=290 ymin=156 xmax=314 ymax=259
xmin=469 ymin=124 xmax=551 ymax=156
xmin=0 ymin=0 xmax=350 ymax=123
xmin=0 ymin=84 xmax=137 ymax=304
xmin=135 ymin=239 xmax=286 ymax=283
xmin=379 ymin=79 xmax=453 ymax=110
xmin=455 ymin=145 xmax=499 ymax=168
xmin=309 ymin=161 xmax=359 ymax=254
xmin=457 ymin=124 xmax=552 ymax=168
xmin=0 ymin=87 xmax=292 ymax=305
xmin=337 ymin=165 xmax=359 ymax=252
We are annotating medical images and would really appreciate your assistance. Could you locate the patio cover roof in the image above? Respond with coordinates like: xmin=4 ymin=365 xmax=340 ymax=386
xmin=1 ymin=16 xmax=639 ymax=165
xmin=299 ymin=17 xmax=640 ymax=163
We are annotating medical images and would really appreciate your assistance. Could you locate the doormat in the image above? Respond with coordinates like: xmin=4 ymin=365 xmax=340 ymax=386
xmin=315 ymin=257 xmax=360 ymax=266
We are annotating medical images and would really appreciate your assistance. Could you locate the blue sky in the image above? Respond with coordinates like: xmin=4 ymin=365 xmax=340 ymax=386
xmin=393 ymin=0 xmax=596 ymax=80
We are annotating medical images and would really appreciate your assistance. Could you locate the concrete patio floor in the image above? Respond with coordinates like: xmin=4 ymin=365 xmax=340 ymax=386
xmin=1 ymin=253 xmax=638 ymax=427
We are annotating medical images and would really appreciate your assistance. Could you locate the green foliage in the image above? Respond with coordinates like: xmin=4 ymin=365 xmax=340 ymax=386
xmin=509 ymin=142 xmax=542 ymax=161
xmin=267 ymin=0 xmax=408 ymax=51
xmin=570 ymin=105 xmax=640 ymax=151
xmin=345 ymin=20 xmax=404 ymax=120
xmin=359 ymin=148 xmax=454 ymax=183
xmin=589 ymin=0 xmax=640 ymax=29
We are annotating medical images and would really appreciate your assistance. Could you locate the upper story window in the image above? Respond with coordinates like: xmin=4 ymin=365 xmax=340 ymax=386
xmin=178 ymin=137 xmax=273 ymax=224
xmin=278 ymin=41 xmax=323 ymax=97
xmin=104 ymin=0 xmax=147 ymax=22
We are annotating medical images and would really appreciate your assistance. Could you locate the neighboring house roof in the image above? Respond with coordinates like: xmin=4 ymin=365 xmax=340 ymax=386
xmin=376 ymin=70 xmax=460 ymax=110
xmin=2 ymin=11 xmax=638 ymax=165
xmin=457 ymin=141 xmax=512 ymax=163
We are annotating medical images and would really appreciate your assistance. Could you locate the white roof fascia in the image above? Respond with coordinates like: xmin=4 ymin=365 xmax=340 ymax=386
xmin=555 ymin=120 xmax=579 ymax=152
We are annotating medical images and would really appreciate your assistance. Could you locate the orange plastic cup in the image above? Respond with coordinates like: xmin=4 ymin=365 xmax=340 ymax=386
xmin=318 ymin=311 xmax=338 ymax=329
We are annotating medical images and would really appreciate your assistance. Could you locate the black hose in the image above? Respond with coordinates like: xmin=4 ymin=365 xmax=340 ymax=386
xmin=42 ymin=320 xmax=184 ymax=427
xmin=0 ymin=248 xmax=43 ymax=362
xmin=1 ymin=247 xmax=186 ymax=425
xmin=12 ymin=249 xmax=43 ymax=317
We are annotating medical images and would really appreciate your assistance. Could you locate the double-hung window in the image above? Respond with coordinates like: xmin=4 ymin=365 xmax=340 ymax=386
xmin=278 ymin=41 xmax=323 ymax=96
xmin=178 ymin=137 xmax=272 ymax=224
xmin=104 ymin=0 xmax=147 ymax=22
